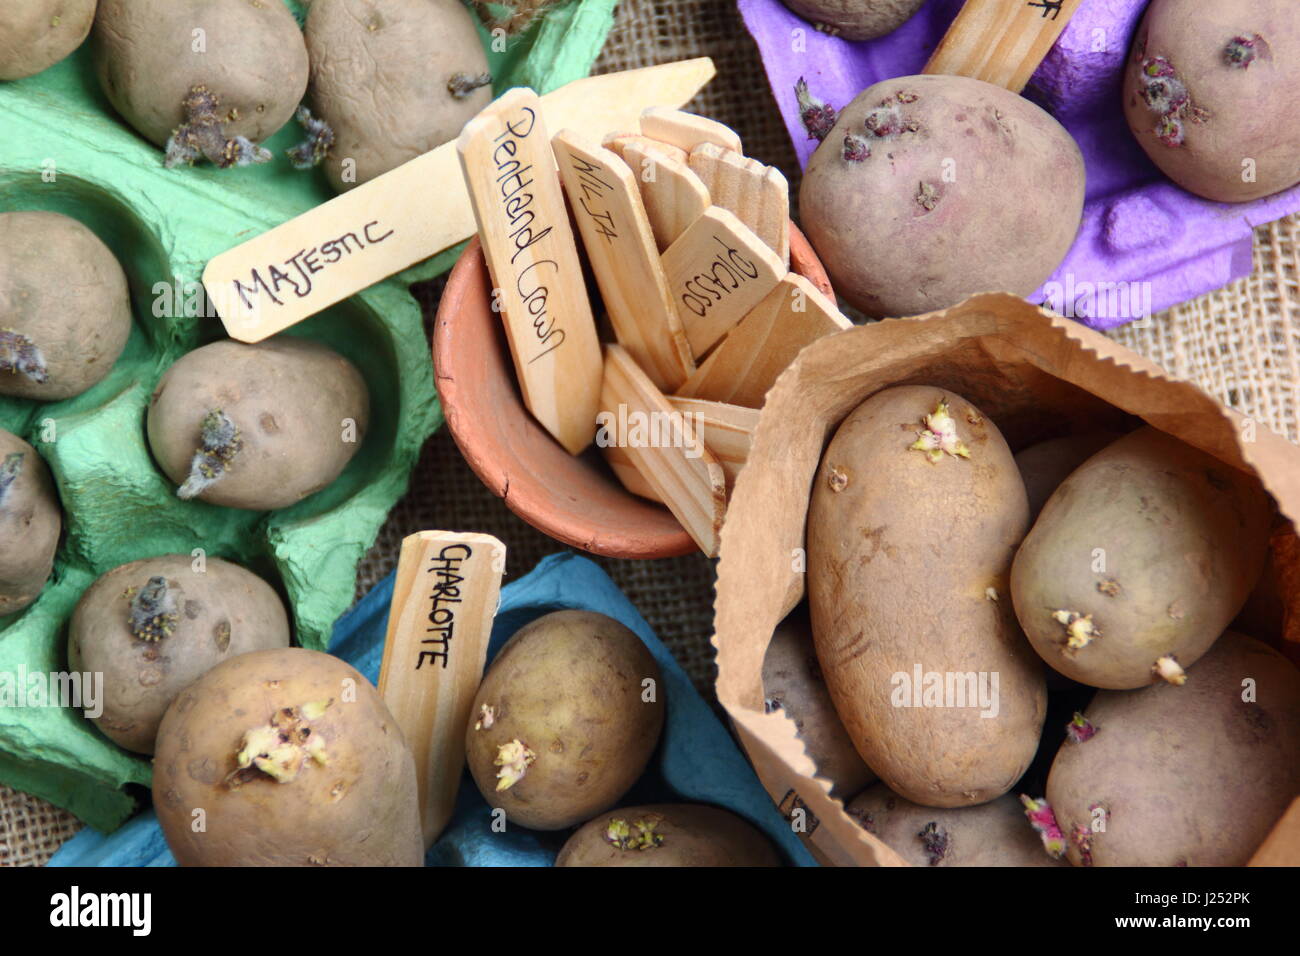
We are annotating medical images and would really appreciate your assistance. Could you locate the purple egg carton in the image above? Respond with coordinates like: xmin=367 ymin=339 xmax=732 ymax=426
xmin=739 ymin=0 xmax=1300 ymax=329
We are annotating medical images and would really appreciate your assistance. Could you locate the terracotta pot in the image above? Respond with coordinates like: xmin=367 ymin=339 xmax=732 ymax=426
xmin=434 ymin=223 xmax=833 ymax=559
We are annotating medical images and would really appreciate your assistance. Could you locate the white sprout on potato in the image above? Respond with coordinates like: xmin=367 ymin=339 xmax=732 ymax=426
xmin=178 ymin=409 xmax=244 ymax=500
xmin=494 ymin=739 xmax=536 ymax=791
xmin=0 ymin=328 xmax=49 ymax=385
xmin=0 ymin=453 xmax=23 ymax=507
xmin=165 ymin=86 xmax=273 ymax=170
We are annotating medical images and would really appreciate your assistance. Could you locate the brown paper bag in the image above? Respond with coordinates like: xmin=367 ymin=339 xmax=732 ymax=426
xmin=713 ymin=292 xmax=1300 ymax=867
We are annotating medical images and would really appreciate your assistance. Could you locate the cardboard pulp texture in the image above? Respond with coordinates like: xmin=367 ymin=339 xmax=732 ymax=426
xmin=0 ymin=0 xmax=617 ymax=830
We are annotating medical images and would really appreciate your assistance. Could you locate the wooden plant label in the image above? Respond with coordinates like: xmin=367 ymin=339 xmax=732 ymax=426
xmin=621 ymin=139 xmax=712 ymax=253
xmin=552 ymin=129 xmax=697 ymax=391
xmin=688 ymin=143 xmax=790 ymax=265
xmin=459 ymin=89 xmax=602 ymax=456
xmin=668 ymin=396 xmax=759 ymax=496
xmin=602 ymin=442 xmax=663 ymax=503
xmin=607 ymin=397 xmax=758 ymax=502
xmin=605 ymin=133 xmax=688 ymax=166
xmin=924 ymin=0 xmax=1086 ymax=93
xmin=641 ymin=106 xmax=743 ymax=154
xmin=202 ymin=57 xmax=718 ymax=341
xmin=598 ymin=344 xmax=726 ymax=556
xmin=661 ymin=207 xmax=786 ymax=358
xmin=678 ymin=273 xmax=852 ymax=408
xmin=378 ymin=531 xmax=506 ymax=848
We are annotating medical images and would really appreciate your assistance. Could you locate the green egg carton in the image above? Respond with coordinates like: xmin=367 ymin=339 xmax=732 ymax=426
xmin=0 ymin=0 xmax=619 ymax=832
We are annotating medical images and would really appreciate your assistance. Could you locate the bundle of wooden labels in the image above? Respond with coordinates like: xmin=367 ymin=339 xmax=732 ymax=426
xmin=459 ymin=93 xmax=852 ymax=556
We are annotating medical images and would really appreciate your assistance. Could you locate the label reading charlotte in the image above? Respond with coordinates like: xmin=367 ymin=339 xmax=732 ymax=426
xmin=419 ymin=543 xmax=473 ymax=670
xmin=229 ymin=221 xmax=395 ymax=311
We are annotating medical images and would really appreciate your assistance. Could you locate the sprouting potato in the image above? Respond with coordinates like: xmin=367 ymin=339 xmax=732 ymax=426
xmin=303 ymin=0 xmax=493 ymax=191
xmin=0 ymin=211 xmax=132 ymax=401
xmin=1011 ymin=427 xmax=1271 ymax=689
xmin=465 ymin=610 xmax=665 ymax=830
xmin=68 ymin=554 xmax=290 ymax=754
xmin=146 ymin=337 xmax=370 ymax=511
xmin=807 ymin=385 xmax=1046 ymax=807
xmin=556 ymin=803 xmax=780 ymax=866
xmin=92 ymin=0 xmax=310 ymax=167
xmin=154 ymin=647 xmax=423 ymax=866
xmin=0 ymin=429 xmax=61 ymax=617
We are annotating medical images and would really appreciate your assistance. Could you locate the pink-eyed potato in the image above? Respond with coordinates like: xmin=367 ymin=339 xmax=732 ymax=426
xmin=1123 ymin=0 xmax=1300 ymax=202
xmin=799 ymin=74 xmax=1084 ymax=317
xmin=847 ymin=783 xmax=1065 ymax=866
xmin=1045 ymin=631 xmax=1300 ymax=866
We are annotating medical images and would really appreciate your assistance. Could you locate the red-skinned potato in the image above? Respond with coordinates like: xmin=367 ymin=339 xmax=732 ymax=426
xmin=799 ymin=75 xmax=1084 ymax=317
xmin=154 ymin=647 xmax=423 ymax=866
xmin=847 ymin=784 xmax=1065 ymax=867
xmin=1123 ymin=0 xmax=1300 ymax=202
xmin=1045 ymin=631 xmax=1300 ymax=866
xmin=780 ymin=0 xmax=926 ymax=42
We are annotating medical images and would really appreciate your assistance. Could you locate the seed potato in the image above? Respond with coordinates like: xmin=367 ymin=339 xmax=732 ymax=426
xmin=1010 ymin=427 xmax=1271 ymax=689
xmin=1014 ymin=432 xmax=1121 ymax=522
xmin=0 ymin=211 xmax=132 ymax=401
xmin=0 ymin=430 xmax=61 ymax=617
xmin=556 ymin=803 xmax=780 ymax=867
xmin=780 ymin=0 xmax=926 ymax=42
xmin=846 ymin=784 xmax=1064 ymax=867
xmin=146 ymin=337 xmax=370 ymax=511
xmin=67 ymin=554 xmax=290 ymax=754
xmin=154 ymin=647 xmax=423 ymax=866
xmin=305 ymin=0 xmax=493 ymax=192
xmin=0 ymin=0 xmax=96 ymax=81
xmin=1123 ymin=0 xmax=1300 ymax=202
xmin=1045 ymin=631 xmax=1300 ymax=866
xmin=465 ymin=610 xmax=665 ymax=831
xmin=807 ymin=385 xmax=1046 ymax=807
xmin=762 ymin=607 xmax=875 ymax=799
xmin=799 ymin=74 xmax=1084 ymax=318
xmin=92 ymin=0 xmax=309 ymax=150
